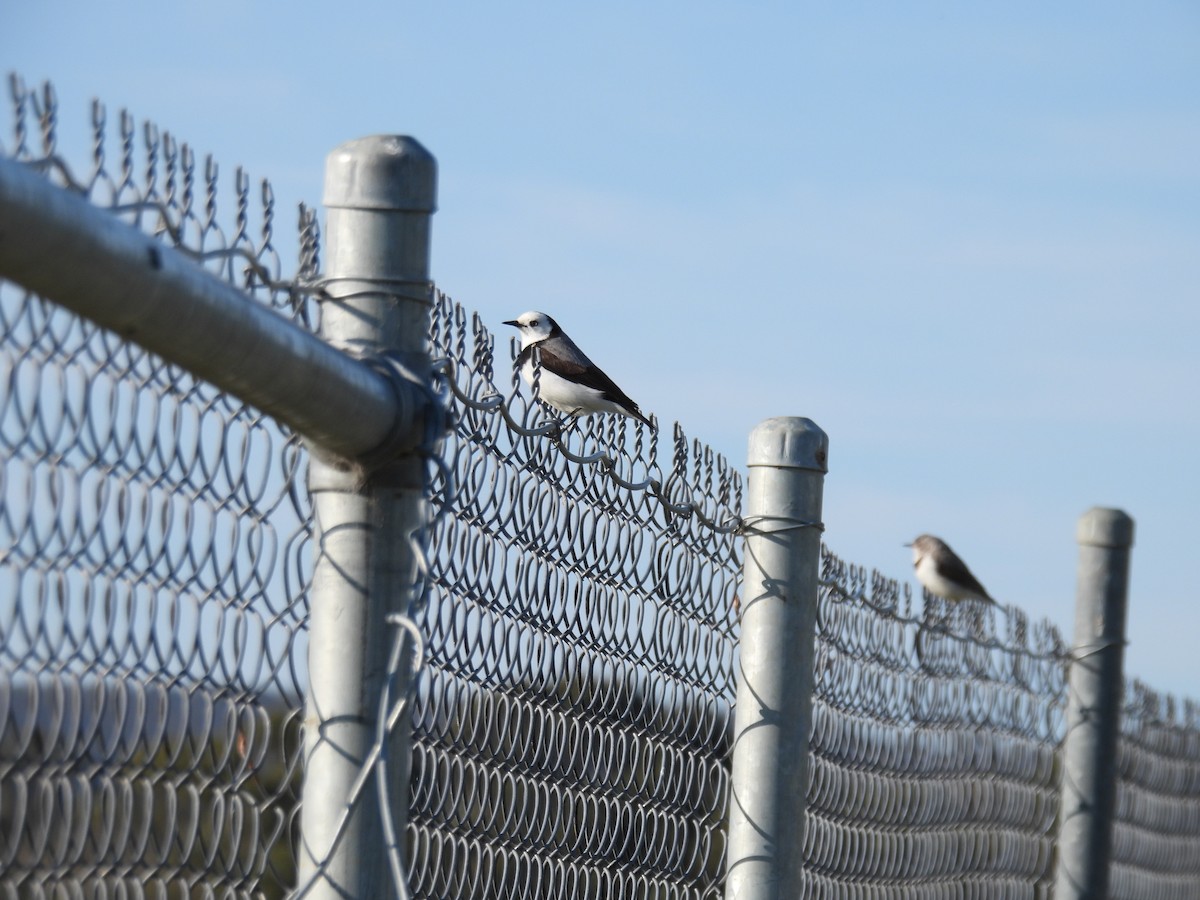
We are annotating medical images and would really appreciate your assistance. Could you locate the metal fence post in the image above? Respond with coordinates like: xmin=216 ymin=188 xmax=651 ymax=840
xmin=726 ymin=417 xmax=828 ymax=900
xmin=297 ymin=136 xmax=437 ymax=899
xmin=1054 ymin=506 xmax=1135 ymax=900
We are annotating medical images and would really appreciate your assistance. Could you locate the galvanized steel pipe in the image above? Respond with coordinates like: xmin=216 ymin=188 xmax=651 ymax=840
xmin=297 ymin=135 xmax=437 ymax=900
xmin=0 ymin=155 xmax=412 ymax=460
xmin=726 ymin=416 xmax=828 ymax=900
xmin=1054 ymin=507 xmax=1135 ymax=900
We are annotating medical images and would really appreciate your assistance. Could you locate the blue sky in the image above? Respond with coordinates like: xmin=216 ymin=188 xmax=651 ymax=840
xmin=5 ymin=2 xmax=1198 ymax=696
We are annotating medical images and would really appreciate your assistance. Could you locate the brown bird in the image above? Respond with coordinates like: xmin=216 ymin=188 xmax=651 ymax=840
xmin=906 ymin=534 xmax=996 ymax=604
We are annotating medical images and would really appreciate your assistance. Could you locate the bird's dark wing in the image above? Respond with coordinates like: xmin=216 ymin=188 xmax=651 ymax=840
xmin=518 ymin=340 xmax=653 ymax=426
xmin=525 ymin=342 xmax=632 ymax=404
xmin=943 ymin=552 xmax=995 ymax=602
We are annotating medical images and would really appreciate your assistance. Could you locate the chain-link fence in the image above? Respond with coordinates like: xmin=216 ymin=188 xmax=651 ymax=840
xmin=415 ymin=293 xmax=742 ymax=899
xmin=2 ymin=76 xmax=1198 ymax=900
xmin=0 ymin=77 xmax=317 ymax=899
xmin=1109 ymin=682 xmax=1200 ymax=899
xmin=805 ymin=554 xmax=1069 ymax=897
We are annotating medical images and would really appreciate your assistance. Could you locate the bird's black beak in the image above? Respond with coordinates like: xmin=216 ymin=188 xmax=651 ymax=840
xmin=503 ymin=320 xmax=519 ymax=327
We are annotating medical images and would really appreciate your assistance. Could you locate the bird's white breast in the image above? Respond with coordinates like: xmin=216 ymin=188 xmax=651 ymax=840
xmin=915 ymin=555 xmax=974 ymax=601
xmin=520 ymin=359 xmax=609 ymax=415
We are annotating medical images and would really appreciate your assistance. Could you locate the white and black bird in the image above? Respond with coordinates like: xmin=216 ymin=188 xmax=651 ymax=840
xmin=504 ymin=310 xmax=653 ymax=428
xmin=906 ymin=534 xmax=997 ymax=604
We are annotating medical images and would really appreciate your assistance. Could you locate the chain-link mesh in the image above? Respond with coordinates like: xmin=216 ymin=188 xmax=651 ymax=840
xmin=3 ymin=76 xmax=1200 ymax=900
xmin=0 ymin=75 xmax=318 ymax=899
xmin=1109 ymin=683 xmax=1200 ymax=900
xmin=413 ymin=294 xmax=742 ymax=899
xmin=810 ymin=555 xmax=1069 ymax=898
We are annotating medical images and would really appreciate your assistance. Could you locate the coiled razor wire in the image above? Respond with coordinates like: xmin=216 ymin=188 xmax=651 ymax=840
xmin=3 ymin=75 xmax=1200 ymax=900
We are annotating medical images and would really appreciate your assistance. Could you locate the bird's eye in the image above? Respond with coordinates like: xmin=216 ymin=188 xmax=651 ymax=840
xmin=530 ymin=320 xmax=539 ymax=326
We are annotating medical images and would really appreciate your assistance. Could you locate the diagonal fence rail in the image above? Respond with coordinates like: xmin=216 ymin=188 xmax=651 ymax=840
xmin=2 ymin=76 xmax=1199 ymax=900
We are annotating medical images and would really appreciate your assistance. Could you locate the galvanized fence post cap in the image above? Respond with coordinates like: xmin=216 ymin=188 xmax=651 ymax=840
xmin=1076 ymin=507 xmax=1135 ymax=548
xmin=324 ymin=135 xmax=438 ymax=211
xmin=747 ymin=416 xmax=829 ymax=472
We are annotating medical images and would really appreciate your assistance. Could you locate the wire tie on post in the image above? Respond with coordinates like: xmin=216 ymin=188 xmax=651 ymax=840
xmin=736 ymin=514 xmax=826 ymax=537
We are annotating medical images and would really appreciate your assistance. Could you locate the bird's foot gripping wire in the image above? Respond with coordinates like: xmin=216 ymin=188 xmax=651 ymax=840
xmin=549 ymin=412 xmax=583 ymax=440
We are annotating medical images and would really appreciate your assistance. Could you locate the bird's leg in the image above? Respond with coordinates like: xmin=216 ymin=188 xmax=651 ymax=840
xmin=556 ymin=410 xmax=584 ymax=436
xmin=543 ymin=413 xmax=577 ymax=441
xmin=916 ymin=595 xmax=951 ymax=668
xmin=967 ymin=600 xmax=990 ymax=639
xmin=924 ymin=593 xmax=951 ymax=634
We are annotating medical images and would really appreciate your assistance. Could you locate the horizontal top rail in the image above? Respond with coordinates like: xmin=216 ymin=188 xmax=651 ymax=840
xmin=0 ymin=155 xmax=406 ymax=460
